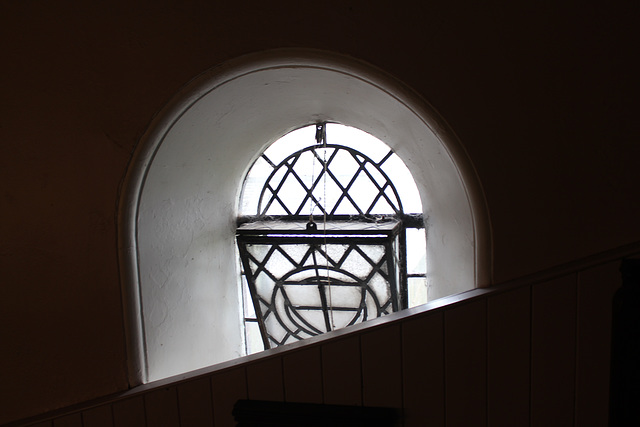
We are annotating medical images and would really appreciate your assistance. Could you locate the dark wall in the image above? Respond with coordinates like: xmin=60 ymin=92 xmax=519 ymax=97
xmin=1 ymin=0 xmax=637 ymax=423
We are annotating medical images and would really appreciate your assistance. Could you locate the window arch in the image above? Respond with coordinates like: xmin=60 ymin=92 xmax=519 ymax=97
xmin=118 ymin=49 xmax=492 ymax=384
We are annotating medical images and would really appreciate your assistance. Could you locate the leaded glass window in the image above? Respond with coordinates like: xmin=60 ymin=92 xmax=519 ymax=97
xmin=237 ymin=123 xmax=426 ymax=352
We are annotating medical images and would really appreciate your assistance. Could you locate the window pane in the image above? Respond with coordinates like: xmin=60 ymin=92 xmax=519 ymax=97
xmin=380 ymin=153 xmax=422 ymax=213
xmin=241 ymin=156 xmax=272 ymax=214
xmin=245 ymin=321 xmax=263 ymax=354
xmin=406 ymin=228 xmax=426 ymax=275
xmin=263 ymin=125 xmax=317 ymax=164
xmin=408 ymin=276 xmax=428 ymax=307
xmin=242 ymin=276 xmax=256 ymax=318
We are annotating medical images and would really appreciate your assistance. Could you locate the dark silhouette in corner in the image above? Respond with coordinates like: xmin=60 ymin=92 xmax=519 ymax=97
xmin=610 ymin=259 xmax=640 ymax=425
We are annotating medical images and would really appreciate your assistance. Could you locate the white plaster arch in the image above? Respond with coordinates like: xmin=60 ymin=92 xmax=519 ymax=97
xmin=118 ymin=49 xmax=493 ymax=385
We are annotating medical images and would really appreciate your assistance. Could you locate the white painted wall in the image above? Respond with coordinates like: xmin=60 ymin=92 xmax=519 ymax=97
xmin=125 ymin=50 xmax=491 ymax=383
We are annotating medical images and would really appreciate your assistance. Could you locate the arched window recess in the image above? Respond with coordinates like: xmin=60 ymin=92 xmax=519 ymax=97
xmin=236 ymin=122 xmax=426 ymax=350
xmin=119 ymin=49 xmax=492 ymax=383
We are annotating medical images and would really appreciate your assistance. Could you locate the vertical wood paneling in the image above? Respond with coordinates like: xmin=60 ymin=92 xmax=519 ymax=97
xmin=402 ymin=311 xmax=445 ymax=427
xmin=177 ymin=378 xmax=214 ymax=427
xmin=81 ymin=405 xmax=114 ymax=427
xmin=52 ymin=414 xmax=81 ymax=427
xmin=575 ymin=261 xmax=620 ymax=426
xmin=283 ymin=346 xmax=323 ymax=403
xmin=144 ymin=387 xmax=179 ymax=427
xmin=361 ymin=324 xmax=403 ymax=409
xmin=18 ymin=254 xmax=636 ymax=427
xmin=112 ymin=396 xmax=145 ymax=427
xmin=487 ymin=286 xmax=531 ymax=426
xmin=246 ymin=357 xmax=284 ymax=401
xmin=321 ymin=335 xmax=362 ymax=406
xmin=445 ymin=299 xmax=487 ymax=427
xmin=211 ymin=367 xmax=248 ymax=427
xmin=531 ymin=274 xmax=577 ymax=426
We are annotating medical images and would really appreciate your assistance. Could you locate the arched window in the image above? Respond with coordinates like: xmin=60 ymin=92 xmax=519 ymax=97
xmin=119 ymin=49 xmax=491 ymax=384
xmin=237 ymin=123 xmax=426 ymax=352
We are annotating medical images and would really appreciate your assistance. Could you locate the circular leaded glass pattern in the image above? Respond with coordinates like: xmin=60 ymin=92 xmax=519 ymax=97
xmin=240 ymin=237 xmax=398 ymax=347
xmin=271 ymin=266 xmax=391 ymax=345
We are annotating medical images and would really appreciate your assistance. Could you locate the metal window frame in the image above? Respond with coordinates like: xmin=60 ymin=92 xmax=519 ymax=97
xmin=237 ymin=220 xmax=402 ymax=348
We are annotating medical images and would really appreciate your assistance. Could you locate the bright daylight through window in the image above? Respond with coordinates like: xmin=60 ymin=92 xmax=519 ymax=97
xmin=236 ymin=123 xmax=427 ymax=354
